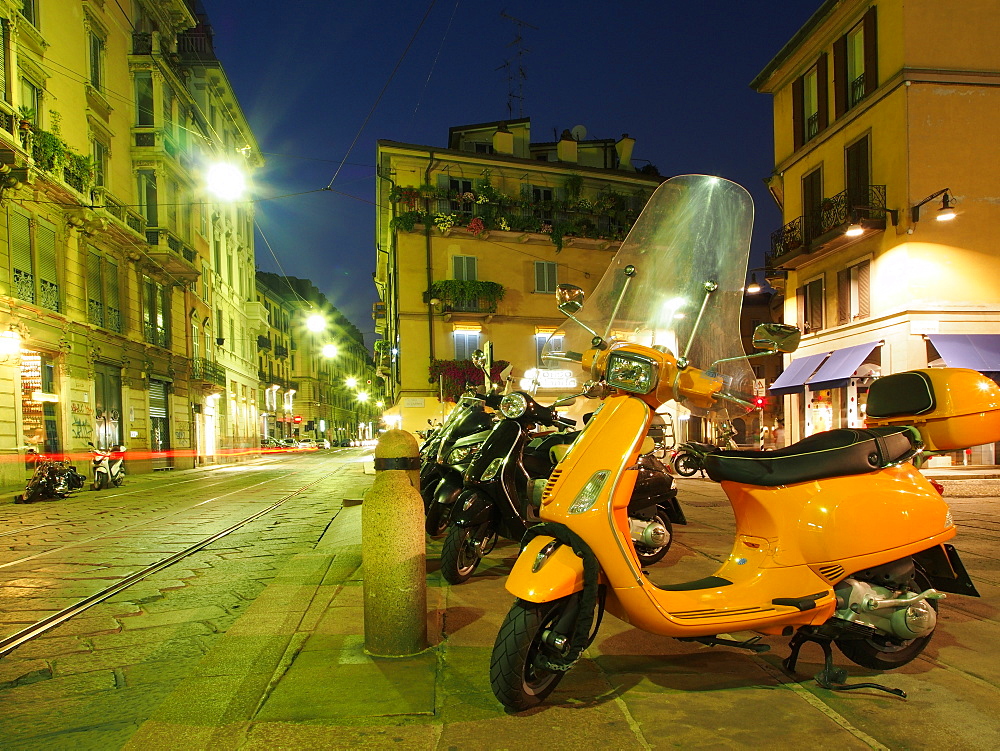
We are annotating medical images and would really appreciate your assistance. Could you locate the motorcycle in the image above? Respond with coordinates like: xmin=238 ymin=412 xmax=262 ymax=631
xmin=488 ymin=174 xmax=989 ymax=711
xmin=88 ymin=441 xmax=126 ymax=490
xmin=15 ymin=449 xmax=86 ymax=504
xmin=421 ymin=352 xmax=504 ymax=537
xmin=668 ymin=426 xmax=738 ymax=477
xmin=440 ymin=388 xmax=686 ymax=584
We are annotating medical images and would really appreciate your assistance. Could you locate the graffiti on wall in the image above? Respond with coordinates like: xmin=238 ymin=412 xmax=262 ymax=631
xmin=71 ymin=415 xmax=94 ymax=439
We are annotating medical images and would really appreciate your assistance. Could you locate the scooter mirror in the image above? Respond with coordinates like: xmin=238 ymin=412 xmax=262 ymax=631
xmin=556 ymin=284 xmax=585 ymax=314
xmin=752 ymin=323 xmax=801 ymax=353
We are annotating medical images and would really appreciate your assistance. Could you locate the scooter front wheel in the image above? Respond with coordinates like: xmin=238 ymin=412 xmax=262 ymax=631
xmin=440 ymin=523 xmax=489 ymax=584
xmin=490 ymin=597 xmax=574 ymax=711
xmin=424 ymin=502 xmax=450 ymax=538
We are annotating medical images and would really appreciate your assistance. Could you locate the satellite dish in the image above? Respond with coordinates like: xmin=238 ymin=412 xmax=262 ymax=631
xmin=570 ymin=124 xmax=587 ymax=141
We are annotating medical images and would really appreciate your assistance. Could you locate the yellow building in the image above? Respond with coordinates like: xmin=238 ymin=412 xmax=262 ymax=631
xmin=0 ymin=1 xmax=261 ymax=486
xmin=375 ymin=118 xmax=662 ymax=433
xmin=752 ymin=0 xmax=1000 ymax=464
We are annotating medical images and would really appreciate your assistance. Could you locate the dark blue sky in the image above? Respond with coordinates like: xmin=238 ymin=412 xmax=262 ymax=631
xmin=204 ymin=1 xmax=817 ymax=347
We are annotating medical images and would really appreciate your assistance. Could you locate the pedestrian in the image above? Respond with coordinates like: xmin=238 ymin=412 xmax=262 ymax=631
xmin=772 ymin=418 xmax=786 ymax=449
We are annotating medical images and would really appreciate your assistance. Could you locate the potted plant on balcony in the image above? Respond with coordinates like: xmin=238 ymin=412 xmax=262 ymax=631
xmin=17 ymin=106 xmax=35 ymax=130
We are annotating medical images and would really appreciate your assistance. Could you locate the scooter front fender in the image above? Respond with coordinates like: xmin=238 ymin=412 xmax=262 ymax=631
xmin=506 ymin=535 xmax=585 ymax=603
xmin=449 ymin=489 xmax=494 ymax=528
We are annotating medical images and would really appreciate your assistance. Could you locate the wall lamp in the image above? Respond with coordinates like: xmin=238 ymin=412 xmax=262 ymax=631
xmin=845 ymin=206 xmax=899 ymax=237
xmin=745 ymin=267 xmax=787 ymax=294
xmin=910 ymin=188 xmax=956 ymax=224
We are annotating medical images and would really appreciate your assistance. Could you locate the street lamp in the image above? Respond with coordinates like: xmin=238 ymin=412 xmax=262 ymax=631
xmin=206 ymin=163 xmax=247 ymax=201
xmin=911 ymin=188 xmax=956 ymax=224
xmin=345 ymin=376 xmax=358 ymax=389
xmin=306 ymin=314 xmax=326 ymax=332
xmin=321 ymin=343 xmax=338 ymax=358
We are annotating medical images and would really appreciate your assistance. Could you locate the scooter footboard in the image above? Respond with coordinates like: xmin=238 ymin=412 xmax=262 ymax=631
xmin=506 ymin=535 xmax=585 ymax=603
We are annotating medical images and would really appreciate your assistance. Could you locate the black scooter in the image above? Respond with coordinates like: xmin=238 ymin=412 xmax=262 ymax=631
xmin=439 ymin=391 xmax=686 ymax=584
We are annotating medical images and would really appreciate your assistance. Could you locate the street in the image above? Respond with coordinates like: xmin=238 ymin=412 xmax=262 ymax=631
xmin=1 ymin=453 xmax=999 ymax=749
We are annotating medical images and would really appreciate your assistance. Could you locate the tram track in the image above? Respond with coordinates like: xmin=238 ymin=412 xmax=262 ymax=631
xmin=0 ymin=467 xmax=335 ymax=659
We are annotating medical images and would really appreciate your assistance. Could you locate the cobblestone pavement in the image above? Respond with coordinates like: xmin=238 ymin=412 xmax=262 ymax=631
xmin=0 ymin=450 xmax=371 ymax=750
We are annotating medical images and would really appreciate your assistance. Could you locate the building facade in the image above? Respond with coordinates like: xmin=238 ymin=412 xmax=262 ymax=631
xmin=257 ymin=272 xmax=380 ymax=446
xmin=374 ymin=118 xmax=662 ymax=433
xmin=752 ymin=0 xmax=1000 ymax=464
xmin=0 ymin=0 xmax=262 ymax=488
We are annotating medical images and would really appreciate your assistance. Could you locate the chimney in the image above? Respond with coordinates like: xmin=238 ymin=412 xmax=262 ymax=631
xmin=557 ymin=129 xmax=578 ymax=163
xmin=616 ymin=133 xmax=635 ymax=170
xmin=492 ymin=123 xmax=514 ymax=155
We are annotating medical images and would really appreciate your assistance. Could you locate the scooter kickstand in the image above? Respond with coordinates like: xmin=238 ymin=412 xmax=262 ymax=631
xmin=783 ymin=633 xmax=906 ymax=699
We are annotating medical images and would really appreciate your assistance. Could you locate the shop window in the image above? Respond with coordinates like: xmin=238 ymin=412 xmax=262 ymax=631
xmin=20 ymin=350 xmax=60 ymax=457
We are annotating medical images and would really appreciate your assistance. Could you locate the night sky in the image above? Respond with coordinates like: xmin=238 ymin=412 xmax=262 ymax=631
xmin=203 ymin=1 xmax=818 ymax=348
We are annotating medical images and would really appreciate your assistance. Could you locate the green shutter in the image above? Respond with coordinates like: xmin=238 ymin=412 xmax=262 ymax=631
xmin=11 ymin=210 xmax=31 ymax=271
xmin=0 ymin=22 xmax=7 ymax=104
xmin=36 ymin=219 xmax=56 ymax=282
xmin=87 ymin=250 xmax=103 ymax=303
xmin=857 ymin=261 xmax=870 ymax=318
xmin=105 ymin=258 xmax=120 ymax=309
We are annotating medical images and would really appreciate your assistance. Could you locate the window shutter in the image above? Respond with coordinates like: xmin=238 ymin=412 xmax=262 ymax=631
xmin=816 ymin=53 xmax=829 ymax=132
xmin=436 ymin=173 xmax=450 ymax=213
xmin=36 ymin=220 xmax=57 ymax=283
xmin=534 ymin=262 xmax=545 ymax=292
xmin=857 ymin=261 xmax=870 ymax=318
xmin=808 ymin=279 xmax=824 ymax=332
xmin=87 ymin=251 xmax=103 ymax=303
xmin=837 ymin=268 xmax=850 ymax=325
xmin=792 ymin=75 xmax=804 ymax=151
xmin=833 ymin=34 xmax=848 ymax=118
xmin=796 ymin=286 xmax=806 ymax=332
xmin=148 ymin=380 xmax=168 ymax=418
xmin=11 ymin=210 xmax=31 ymax=273
xmin=105 ymin=259 xmax=120 ymax=311
xmin=863 ymin=6 xmax=878 ymax=95
xmin=0 ymin=22 xmax=7 ymax=104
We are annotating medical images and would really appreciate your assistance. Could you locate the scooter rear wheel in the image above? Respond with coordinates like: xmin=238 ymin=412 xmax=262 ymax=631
xmin=635 ymin=511 xmax=673 ymax=567
xmin=490 ymin=597 xmax=573 ymax=711
xmin=835 ymin=572 xmax=937 ymax=670
xmin=673 ymin=453 xmax=701 ymax=477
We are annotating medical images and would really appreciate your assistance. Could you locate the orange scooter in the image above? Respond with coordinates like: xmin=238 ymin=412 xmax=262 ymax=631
xmin=489 ymin=175 xmax=996 ymax=711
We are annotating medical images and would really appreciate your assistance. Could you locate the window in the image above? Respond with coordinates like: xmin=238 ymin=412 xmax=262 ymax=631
xmin=532 ymin=185 xmax=554 ymax=223
xmin=534 ymin=261 xmax=557 ymax=293
xmin=453 ymin=330 xmax=480 ymax=360
xmin=838 ymin=260 xmax=870 ymax=324
xmin=138 ymin=170 xmax=157 ymax=226
xmin=453 ymin=255 xmax=477 ymax=281
xmin=135 ymin=71 xmax=154 ymax=126
xmin=449 ymin=177 xmax=474 ymax=215
xmin=792 ymin=55 xmax=827 ymax=150
xmin=92 ymin=138 xmax=109 ymax=188
xmin=86 ymin=248 xmax=122 ymax=332
xmin=142 ymin=275 xmax=170 ymax=347
xmin=192 ymin=319 xmax=201 ymax=362
xmin=0 ymin=21 xmax=9 ymax=104
xmin=20 ymin=0 xmax=36 ymax=27
xmin=162 ymin=83 xmax=174 ymax=139
xmin=20 ymin=78 xmax=40 ymax=126
xmin=88 ymin=31 xmax=105 ymax=92
xmin=10 ymin=209 xmax=59 ymax=312
xmin=797 ymin=277 xmax=824 ymax=334
xmin=536 ymin=333 xmax=563 ymax=368
xmin=834 ymin=7 xmax=877 ymax=117
xmin=201 ymin=261 xmax=210 ymax=300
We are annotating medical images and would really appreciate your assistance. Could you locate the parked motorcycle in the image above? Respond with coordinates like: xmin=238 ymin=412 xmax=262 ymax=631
xmin=489 ymin=175 xmax=989 ymax=711
xmin=14 ymin=449 xmax=86 ymax=504
xmin=440 ymin=388 xmax=686 ymax=584
xmin=668 ymin=427 xmax=738 ymax=477
xmin=88 ymin=441 xmax=126 ymax=490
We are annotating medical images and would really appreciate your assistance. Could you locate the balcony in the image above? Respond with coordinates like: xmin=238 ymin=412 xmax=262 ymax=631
xmin=245 ymin=301 xmax=268 ymax=332
xmin=91 ymin=187 xmax=146 ymax=241
xmin=145 ymin=228 xmax=200 ymax=284
xmin=767 ymin=185 xmax=888 ymax=269
xmin=274 ymin=344 xmax=289 ymax=359
xmin=192 ymin=358 xmax=226 ymax=388
xmin=429 ymin=280 xmax=504 ymax=318
xmin=257 ymin=335 xmax=272 ymax=351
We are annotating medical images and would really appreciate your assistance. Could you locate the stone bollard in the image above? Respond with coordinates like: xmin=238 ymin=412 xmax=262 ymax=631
xmin=361 ymin=429 xmax=428 ymax=656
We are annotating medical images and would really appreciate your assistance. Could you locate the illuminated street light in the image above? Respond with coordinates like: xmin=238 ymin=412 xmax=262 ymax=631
xmin=345 ymin=376 xmax=358 ymax=389
xmin=206 ymin=163 xmax=246 ymax=200
xmin=321 ymin=343 xmax=339 ymax=358
xmin=357 ymin=391 xmax=369 ymax=402
xmin=306 ymin=314 xmax=326 ymax=332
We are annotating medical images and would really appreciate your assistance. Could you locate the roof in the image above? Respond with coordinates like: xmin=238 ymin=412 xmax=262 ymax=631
xmin=749 ymin=0 xmax=841 ymax=91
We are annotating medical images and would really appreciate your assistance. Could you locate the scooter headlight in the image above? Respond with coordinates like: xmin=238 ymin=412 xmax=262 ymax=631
xmin=606 ymin=352 xmax=657 ymax=394
xmin=448 ymin=443 xmax=482 ymax=464
xmin=567 ymin=470 xmax=610 ymax=514
xmin=500 ymin=392 xmax=529 ymax=419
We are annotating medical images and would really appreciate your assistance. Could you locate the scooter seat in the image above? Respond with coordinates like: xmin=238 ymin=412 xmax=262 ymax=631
xmin=703 ymin=427 xmax=919 ymax=487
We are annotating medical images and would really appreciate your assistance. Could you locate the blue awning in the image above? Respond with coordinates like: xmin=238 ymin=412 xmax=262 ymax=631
xmin=926 ymin=334 xmax=1000 ymax=371
xmin=806 ymin=341 xmax=880 ymax=391
xmin=769 ymin=352 xmax=830 ymax=396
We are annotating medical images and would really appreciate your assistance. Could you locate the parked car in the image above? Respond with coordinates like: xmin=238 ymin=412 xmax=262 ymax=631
xmin=280 ymin=438 xmax=298 ymax=448
xmin=261 ymin=437 xmax=283 ymax=449
xmin=317 ymin=438 xmax=331 ymax=449
xmin=297 ymin=438 xmax=318 ymax=449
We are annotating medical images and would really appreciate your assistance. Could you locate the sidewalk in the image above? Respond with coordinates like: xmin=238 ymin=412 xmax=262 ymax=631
xmin=123 ymin=467 xmax=1000 ymax=749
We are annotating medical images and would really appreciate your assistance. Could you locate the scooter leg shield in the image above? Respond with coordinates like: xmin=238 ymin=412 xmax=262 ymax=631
xmin=506 ymin=535 xmax=585 ymax=603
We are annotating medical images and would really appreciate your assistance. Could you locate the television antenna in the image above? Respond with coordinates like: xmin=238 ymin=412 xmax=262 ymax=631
xmin=497 ymin=10 xmax=538 ymax=119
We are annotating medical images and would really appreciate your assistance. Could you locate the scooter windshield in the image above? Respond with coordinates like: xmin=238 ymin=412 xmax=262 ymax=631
xmin=542 ymin=174 xmax=755 ymax=416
